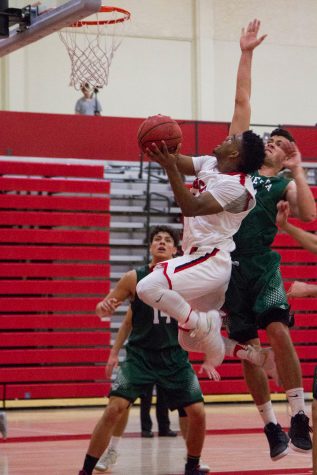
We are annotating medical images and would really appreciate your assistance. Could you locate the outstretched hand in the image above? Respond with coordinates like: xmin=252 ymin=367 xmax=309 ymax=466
xmin=240 ymin=19 xmax=267 ymax=52
xmin=199 ymin=361 xmax=221 ymax=381
xmin=280 ymin=141 xmax=302 ymax=171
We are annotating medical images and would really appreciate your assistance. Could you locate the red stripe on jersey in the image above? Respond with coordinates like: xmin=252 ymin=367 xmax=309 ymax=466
xmin=174 ymin=248 xmax=219 ymax=273
xmin=160 ymin=261 xmax=172 ymax=289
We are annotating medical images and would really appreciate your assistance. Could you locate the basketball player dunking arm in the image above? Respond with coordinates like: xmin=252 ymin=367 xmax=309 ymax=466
xmin=136 ymin=20 xmax=266 ymax=377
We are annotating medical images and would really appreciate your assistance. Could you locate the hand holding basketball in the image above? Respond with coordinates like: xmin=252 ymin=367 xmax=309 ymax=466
xmin=145 ymin=141 xmax=181 ymax=171
xmin=137 ymin=114 xmax=182 ymax=154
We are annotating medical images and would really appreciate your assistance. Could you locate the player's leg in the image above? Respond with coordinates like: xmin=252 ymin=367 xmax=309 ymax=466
xmin=95 ymin=406 xmax=130 ymax=472
xmin=158 ymin=347 xmax=207 ymax=475
xmin=78 ymin=348 xmax=150 ymax=475
xmin=136 ymin=250 xmax=231 ymax=332
xmin=225 ymin=258 xmax=289 ymax=460
xmin=78 ymin=396 xmax=130 ymax=475
xmin=265 ymin=319 xmax=312 ymax=452
xmin=255 ymin=262 xmax=312 ymax=453
xmin=183 ymin=402 xmax=206 ymax=475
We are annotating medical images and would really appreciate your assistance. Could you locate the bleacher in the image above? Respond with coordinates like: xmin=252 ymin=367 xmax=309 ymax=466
xmin=1 ymin=153 xmax=317 ymax=406
xmin=0 ymin=159 xmax=112 ymax=405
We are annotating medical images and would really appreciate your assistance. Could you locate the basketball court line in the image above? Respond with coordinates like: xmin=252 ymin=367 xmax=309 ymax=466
xmin=171 ymin=470 xmax=312 ymax=475
xmin=0 ymin=427 xmax=271 ymax=444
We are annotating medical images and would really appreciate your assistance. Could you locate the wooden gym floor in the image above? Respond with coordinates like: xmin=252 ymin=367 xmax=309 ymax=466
xmin=0 ymin=402 xmax=313 ymax=474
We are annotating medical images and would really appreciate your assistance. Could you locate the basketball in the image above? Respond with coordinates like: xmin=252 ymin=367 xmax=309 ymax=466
xmin=137 ymin=114 xmax=183 ymax=153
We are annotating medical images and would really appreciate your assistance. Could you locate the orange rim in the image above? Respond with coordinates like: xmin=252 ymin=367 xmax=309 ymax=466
xmin=72 ymin=6 xmax=130 ymax=27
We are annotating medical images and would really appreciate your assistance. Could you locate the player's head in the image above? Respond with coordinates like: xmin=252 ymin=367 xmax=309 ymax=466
xmin=81 ymin=82 xmax=92 ymax=97
xmin=149 ymin=225 xmax=179 ymax=261
xmin=270 ymin=128 xmax=295 ymax=143
xmin=265 ymin=128 xmax=295 ymax=171
xmin=213 ymin=130 xmax=265 ymax=174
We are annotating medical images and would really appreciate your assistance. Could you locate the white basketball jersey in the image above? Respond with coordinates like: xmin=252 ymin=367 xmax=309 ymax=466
xmin=182 ymin=155 xmax=256 ymax=253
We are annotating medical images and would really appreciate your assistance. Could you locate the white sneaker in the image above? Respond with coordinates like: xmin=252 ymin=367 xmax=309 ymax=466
xmin=95 ymin=448 xmax=118 ymax=472
xmin=0 ymin=412 xmax=7 ymax=439
xmin=199 ymin=460 xmax=211 ymax=472
xmin=246 ymin=346 xmax=281 ymax=386
xmin=190 ymin=310 xmax=220 ymax=339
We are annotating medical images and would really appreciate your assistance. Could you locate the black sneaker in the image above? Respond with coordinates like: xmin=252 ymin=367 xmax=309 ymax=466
xmin=288 ymin=410 xmax=312 ymax=452
xmin=264 ymin=422 xmax=289 ymax=460
xmin=184 ymin=466 xmax=208 ymax=475
xmin=159 ymin=429 xmax=178 ymax=437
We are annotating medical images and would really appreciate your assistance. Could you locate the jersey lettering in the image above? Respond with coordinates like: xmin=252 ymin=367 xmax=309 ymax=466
xmin=153 ymin=308 xmax=171 ymax=324
xmin=252 ymin=175 xmax=272 ymax=192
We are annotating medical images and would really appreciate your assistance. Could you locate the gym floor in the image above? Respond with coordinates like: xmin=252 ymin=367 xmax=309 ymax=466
xmin=0 ymin=402 xmax=313 ymax=474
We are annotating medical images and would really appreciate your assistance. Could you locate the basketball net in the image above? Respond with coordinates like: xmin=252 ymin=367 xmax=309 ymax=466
xmin=59 ymin=6 xmax=130 ymax=90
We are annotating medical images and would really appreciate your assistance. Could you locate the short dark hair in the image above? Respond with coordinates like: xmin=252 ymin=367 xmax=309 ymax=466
xmin=149 ymin=225 xmax=180 ymax=248
xmin=239 ymin=130 xmax=265 ymax=174
xmin=270 ymin=128 xmax=295 ymax=142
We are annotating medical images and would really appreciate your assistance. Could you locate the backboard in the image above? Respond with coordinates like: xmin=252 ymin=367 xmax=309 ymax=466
xmin=0 ymin=0 xmax=101 ymax=57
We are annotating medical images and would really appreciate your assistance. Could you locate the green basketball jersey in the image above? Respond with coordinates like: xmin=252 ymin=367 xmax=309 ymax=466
xmin=127 ymin=265 xmax=181 ymax=351
xmin=232 ymin=171 xmax=290 ymax=255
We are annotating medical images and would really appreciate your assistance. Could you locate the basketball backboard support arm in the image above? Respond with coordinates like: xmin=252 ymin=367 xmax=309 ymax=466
xmin=0 ymin=0 xmax=101 ymax=57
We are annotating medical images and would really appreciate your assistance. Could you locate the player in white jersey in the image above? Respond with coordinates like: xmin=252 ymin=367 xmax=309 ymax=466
xmin=137 ymin=19 xmax=267 ymax=378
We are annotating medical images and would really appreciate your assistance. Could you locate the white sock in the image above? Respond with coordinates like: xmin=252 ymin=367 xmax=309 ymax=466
xmin=223 ymin=338 xmax=250 ymax=360
xmin=109 ymin=436 xmax=121 ymax=451
xmin=257 ymin=401 xmax=278 ymax=426
xmin=286 ymin=387 xmax=305 ymax=416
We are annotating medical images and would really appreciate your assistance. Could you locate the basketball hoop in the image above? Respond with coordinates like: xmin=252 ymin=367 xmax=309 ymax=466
xmin=59 ymin=6 xmax=130 ymax=90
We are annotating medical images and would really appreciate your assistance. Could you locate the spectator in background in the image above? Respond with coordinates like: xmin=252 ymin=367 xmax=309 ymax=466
xmin=75 ymin=83 xmax=102 ymax=116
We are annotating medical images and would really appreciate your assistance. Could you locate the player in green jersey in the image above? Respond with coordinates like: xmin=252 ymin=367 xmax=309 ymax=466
xmin=78 ymin=224 xmax=275 ymax=475
xmin=223 ymin=32 xmax=316 ymax=464
xmin=78 ymin=225 xmax=207 ymax=475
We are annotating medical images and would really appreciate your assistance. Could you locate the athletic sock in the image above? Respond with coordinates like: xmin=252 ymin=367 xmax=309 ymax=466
xmin=109 ymin=436 xmax=121 ymax=450
xmin=286 ymin=387 xmax=305 ymax=416
xmin=83 ymin=454 xmax=99 ymax=475
xmin=257 ymin=401 xmax=278 ymax=425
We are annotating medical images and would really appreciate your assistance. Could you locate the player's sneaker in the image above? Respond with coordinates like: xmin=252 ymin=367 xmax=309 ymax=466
xmin=185 ymin=466 xmax=209 ymax=475
xmin=246 ymin=346 xmax=280 ymax=386
xmin=198 ymin=460 xmax=210 ymax=473
xmin=0 ymin=412 xmax=7 ymax=438
xmin=264 ymin=422 xmax=289 ymax=460
xmin=190 ymin=310 xmax=220 ymax=339
xmin=78 ymin=471 xmax=88 ymax=475
xmin=183 ymin=456 xmax=210 ymax=473
xmin=288 ymin=411 xmax=312 ymax=452
xmin=95 ymin=447 xmax=118 ymax=472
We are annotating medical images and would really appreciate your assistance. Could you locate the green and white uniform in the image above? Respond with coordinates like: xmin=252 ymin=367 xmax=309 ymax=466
xmin=225 ymin=171 xmax=292 ymax=342
xmin=109 ymin=265 xmax=203 ymax=410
